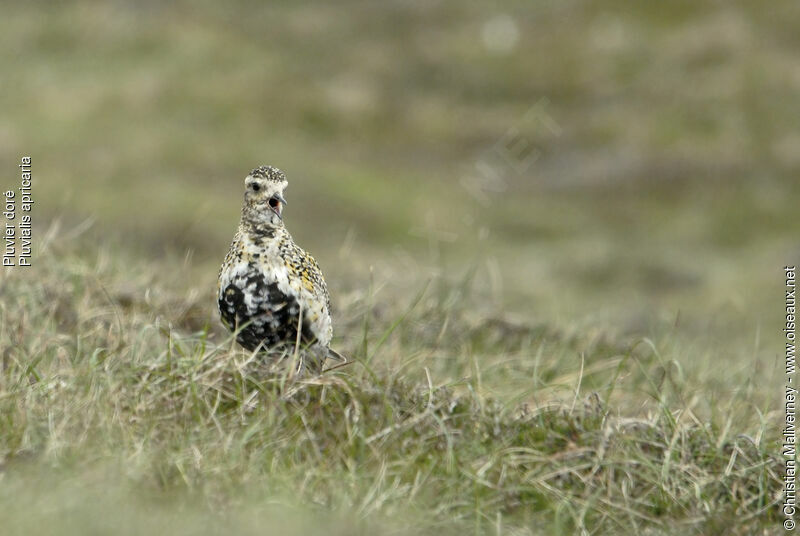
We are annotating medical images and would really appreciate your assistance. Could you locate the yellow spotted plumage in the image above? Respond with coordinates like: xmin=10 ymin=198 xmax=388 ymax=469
xmin=217 ymin=165 xmax=344 ymax=373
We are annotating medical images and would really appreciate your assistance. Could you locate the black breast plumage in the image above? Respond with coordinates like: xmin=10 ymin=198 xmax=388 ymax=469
xmin=218 ymin=273 xmax=317 ymax=352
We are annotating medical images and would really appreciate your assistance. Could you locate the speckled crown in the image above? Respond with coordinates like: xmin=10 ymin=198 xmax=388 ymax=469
xmin=248 ymin=165 xmax=286 ymax=182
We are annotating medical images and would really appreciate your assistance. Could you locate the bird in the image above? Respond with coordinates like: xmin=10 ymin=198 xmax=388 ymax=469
xmin=217 ymin=165 xmax=345 ymax=374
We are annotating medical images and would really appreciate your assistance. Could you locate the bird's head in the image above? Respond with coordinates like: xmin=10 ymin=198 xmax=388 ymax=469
xmin=242 ymin=165 xmax=288 ymax=225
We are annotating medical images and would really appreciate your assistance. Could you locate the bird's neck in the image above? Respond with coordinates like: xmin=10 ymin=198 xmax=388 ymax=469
xmin=240 ymin=214 xmax=284 ymax=240
xmin=241 ymin=203 xmax=283 ymax=229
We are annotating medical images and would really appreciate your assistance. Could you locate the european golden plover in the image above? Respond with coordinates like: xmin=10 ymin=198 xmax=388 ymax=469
xmin=217 ymin=165 xmax=345 ymax=373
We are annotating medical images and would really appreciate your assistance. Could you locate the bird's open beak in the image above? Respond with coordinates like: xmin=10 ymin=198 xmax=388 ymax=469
xmin=270 ymin=194 xmax=287 ymax=220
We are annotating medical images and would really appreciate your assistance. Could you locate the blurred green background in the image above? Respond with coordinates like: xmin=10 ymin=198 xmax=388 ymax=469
xmin=1 ymin=1 xmax=798 ymax=532
xmin=2 ymin=0 xmax=798 ymax=402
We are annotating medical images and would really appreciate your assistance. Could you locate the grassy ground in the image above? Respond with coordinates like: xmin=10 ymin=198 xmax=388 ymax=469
xmin=0 ymin=0 xmax=797 ymax=534
xmin=0 ymin=237 xmax=782 ymax=534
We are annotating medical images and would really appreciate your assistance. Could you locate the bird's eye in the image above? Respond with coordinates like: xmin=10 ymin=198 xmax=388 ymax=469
xmin=251 ymin=183 xmax=261 ymax=192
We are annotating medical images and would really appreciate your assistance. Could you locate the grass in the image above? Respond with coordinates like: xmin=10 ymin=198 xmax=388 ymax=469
xmin=0 ymin=229 xmax=783 ymax=535
xmin=0 ymin=0 xmax=796 ymax=533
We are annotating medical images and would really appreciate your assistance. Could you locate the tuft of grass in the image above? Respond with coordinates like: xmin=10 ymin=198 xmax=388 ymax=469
xmin=0 ymin=232 xmax=782 ymax=535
